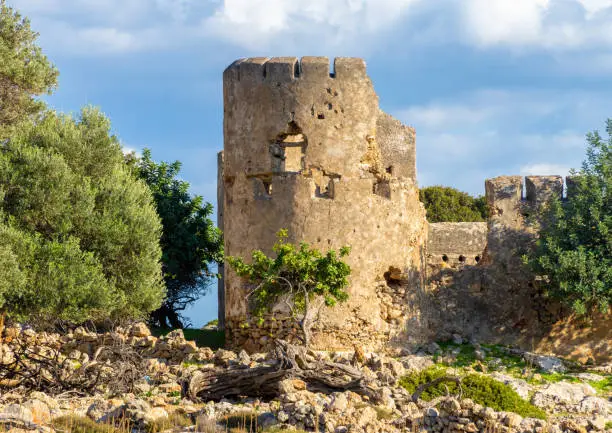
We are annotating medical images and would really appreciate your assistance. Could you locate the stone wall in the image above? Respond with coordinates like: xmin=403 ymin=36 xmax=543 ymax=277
xmin=220 ymin=57 xmax=428 ymax=352
xmin=426 ymin=175 xmax=611 ymax=363
xmin=425 ymin=176 xmax=564 ymax=344
xmin=427 ymin=222 xmax=487 ymax=268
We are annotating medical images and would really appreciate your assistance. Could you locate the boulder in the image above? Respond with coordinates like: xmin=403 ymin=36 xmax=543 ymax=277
xmin=490 ymin=372 xmax=532 ymax=399
xmin=400 ymin=355 xmax=434 ymax=372
xmin=532 ymin=381 xmax=597 ymax=409
xmin=578 ymin=396 xmax=611 ymax=415
xmin=523 ymin=352 xmax=567 ymax=373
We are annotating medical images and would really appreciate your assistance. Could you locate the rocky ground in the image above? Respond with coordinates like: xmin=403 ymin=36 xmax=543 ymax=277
xmin=0 ymin=325 xmax=610 ymax=433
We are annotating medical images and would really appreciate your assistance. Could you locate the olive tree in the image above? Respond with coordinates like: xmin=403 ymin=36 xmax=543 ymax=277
xmin=0 ymin=0 xmax=58 ymax=133
xmin=0 ymin=108 xmax=165 ymax=325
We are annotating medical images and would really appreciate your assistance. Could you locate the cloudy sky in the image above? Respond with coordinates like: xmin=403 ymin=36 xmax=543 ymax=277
xmin=11 ymin=0 xmax=612 ymax=325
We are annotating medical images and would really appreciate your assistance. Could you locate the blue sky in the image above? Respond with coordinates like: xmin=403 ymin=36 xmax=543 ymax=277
xmin=11 ymin=0 xmax=612 ymax=326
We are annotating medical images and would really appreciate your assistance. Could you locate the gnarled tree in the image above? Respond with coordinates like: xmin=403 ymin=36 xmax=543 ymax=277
xmin=227 ymin=230 xmax=351 ymax=346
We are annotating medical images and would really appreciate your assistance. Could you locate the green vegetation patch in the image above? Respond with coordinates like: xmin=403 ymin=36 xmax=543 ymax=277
xmin=588 ymin=376 xmax=612 ymax=396
xmin=435 ymin=341 xmax=527 ymax=374
xmin=419 ymin=186 xmax=488 ymax=223
xmin=535 ymin=373 xmax=580 ymax=384
xmin=399 ymin=366 xmax=547 ymax=419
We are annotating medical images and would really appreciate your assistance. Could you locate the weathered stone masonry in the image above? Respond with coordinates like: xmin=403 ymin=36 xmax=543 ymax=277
xmin=218 ymin=57 xmax=610 ymax=360
xmin=219 ymin=57 xmax=427 ymax=352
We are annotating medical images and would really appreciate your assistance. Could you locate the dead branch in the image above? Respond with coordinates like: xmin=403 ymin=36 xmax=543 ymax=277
xmin=0 ymin=334 xmax=149 ymax=396
xmin=184 ymin=339 xmax=379 ymax=402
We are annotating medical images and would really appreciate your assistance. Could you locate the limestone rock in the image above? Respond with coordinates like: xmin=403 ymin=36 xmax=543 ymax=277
xmin=490 ymin=372 xmax=532 ymax=399
xmin=22 ymin=400 xmax=50 ymax=425
xmin=532 ymin=381 xmax=596 ymax=409
xmin=330 ymin=393 xmax=348 ymax=413
xmin=1 ymin=405 xmax=34 ymax=424
xmin=355 ymin=406 xmax=377 ymax=428
xmin=523 ymin=352 xmax=567 ymax=373
xmin=589 ymin=416 xmax=607 ymax=431
xmin=214 ymin=349 xmax=237 ymax=366
xmin=400 ymin=354 xmax=434 ymax=372
xmin=561 ymin=419 xmax=588 ymax=433
xmin=129 ymin=323 xmax=151 ymax=338
xmin=578 ymin=396 xmax=611 ymax=415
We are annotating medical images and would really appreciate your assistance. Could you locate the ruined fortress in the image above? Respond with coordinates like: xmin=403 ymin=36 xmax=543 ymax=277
xmin=217 ymin=57 xmax=610 ymax=362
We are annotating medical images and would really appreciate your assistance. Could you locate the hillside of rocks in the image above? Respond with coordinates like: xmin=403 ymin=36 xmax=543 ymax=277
xmin=0 ymin=324 xmax=610 ymax=433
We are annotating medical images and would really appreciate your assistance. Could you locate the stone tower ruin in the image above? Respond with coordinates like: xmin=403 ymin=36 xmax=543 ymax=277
xmin=218 ymin=57 xmax=428 ymax=351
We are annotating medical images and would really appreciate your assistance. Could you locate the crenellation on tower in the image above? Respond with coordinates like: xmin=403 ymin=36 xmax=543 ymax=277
xmin=300 ymin=56 xmax=330 ymax=80
xmin=525 ymin=175 xmax=563 ymax=206
xmin=220 ymin=56 xmax=428 ymax=352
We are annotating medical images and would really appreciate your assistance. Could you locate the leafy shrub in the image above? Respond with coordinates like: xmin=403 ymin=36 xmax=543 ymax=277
xmin=0 ymin=108 xmax=164 ymax=324
xmin=420 ymin=186 xmax=488 ymax=223
xmin=524 ymin=120 xmax=611 ymax=316
xmin=399 ymin=366 xmax=547 ymax=419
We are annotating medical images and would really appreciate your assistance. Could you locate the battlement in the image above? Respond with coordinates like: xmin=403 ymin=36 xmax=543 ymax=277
xmin=223 ymin=57 xmax=368 ymax=84
xmin=485 ymin=175 xmax=570 ymax=207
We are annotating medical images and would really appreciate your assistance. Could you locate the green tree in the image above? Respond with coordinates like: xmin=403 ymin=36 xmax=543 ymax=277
xmin=0 ymin=0 xmax=58 ymax=133
xmin=227 ymin=230 xmax=351 ymax=346
xmin=0 ymin=108 xmax=164 ymax=325
xmin=419 ymin=186 xmax=489 ymax=223
xmin=131 ymin=149 xmax=223 ymax=329
xmin=525 ymin=120 xmax=611 ymax=316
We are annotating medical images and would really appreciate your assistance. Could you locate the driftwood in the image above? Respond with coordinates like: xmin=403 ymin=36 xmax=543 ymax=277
xmin=184 ymin=340 xmax=378 ymax=402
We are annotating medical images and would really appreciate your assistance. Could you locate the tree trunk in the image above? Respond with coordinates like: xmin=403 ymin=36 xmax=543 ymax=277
xmin=184 ymin=340 xmax=379 ymax=402
xmin=299 ymin=296 xmax=324 ymax=347
xmin=150 ymin=304 xmax=184 ymax=329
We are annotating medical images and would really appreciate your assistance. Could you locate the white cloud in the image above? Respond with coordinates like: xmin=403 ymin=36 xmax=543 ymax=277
xmin=578 ymin=0 xmax=612 ymax=15
xmin=9 ymin=0 xmax=612 ymax=55
xmin=519 ymin=163 xmax=572 ymax=176
xmin=122 ymin=145 xmax=142 ymax=157
xmin=11 ymin=0 xmax=427 ymax=55
xmin=202 ymin=0 xmax=421 ymax=50
xmin=462 ymin=0 xmax=550 ymax=46
xmin=394 ymin=89 xmax=609 ymax=195
xmin=461 ymin=0 xmax=612 ymax=49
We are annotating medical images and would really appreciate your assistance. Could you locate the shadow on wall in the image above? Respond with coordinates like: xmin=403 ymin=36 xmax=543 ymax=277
xmin=421 ymin=224 xmax=611 ymax=365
